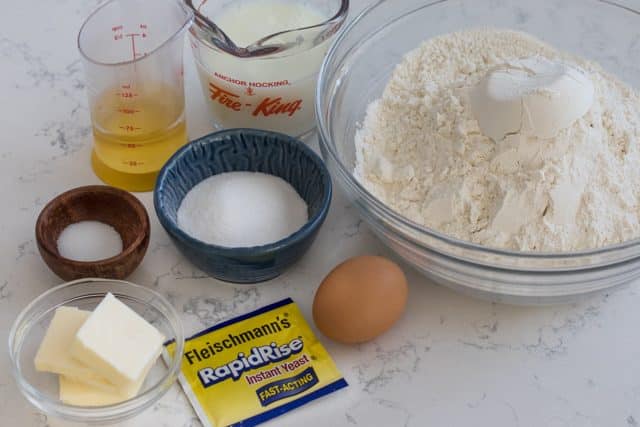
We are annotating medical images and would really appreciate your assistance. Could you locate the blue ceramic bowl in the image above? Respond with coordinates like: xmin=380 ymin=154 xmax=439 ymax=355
xmin=154 ymin=129 xmax=332 ymax=283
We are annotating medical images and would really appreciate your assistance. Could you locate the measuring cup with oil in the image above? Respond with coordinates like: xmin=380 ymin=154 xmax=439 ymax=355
xmin=186 ymin=0 xmax=348 ymax=139
xmin=78 ymin=0 xmax=193 ymax=192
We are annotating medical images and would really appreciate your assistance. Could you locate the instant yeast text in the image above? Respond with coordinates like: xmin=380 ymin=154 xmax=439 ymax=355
xmin=165 ymin=299 xmax=346 ymax=427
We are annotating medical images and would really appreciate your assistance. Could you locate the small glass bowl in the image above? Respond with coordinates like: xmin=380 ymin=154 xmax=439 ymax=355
xmin=8 ymin=279 xmax=184 ymax=424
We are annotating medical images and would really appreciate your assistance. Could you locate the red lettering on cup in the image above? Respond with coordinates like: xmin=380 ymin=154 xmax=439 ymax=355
xmin=209 ymin=83 xmax=242 ymax=111
xmin=252 ymin=97 xmax=303 ymax=117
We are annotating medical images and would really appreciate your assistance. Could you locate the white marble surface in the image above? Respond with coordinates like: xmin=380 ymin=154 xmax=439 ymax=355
xmin=2 ymin=0 xmax=640 ymax=426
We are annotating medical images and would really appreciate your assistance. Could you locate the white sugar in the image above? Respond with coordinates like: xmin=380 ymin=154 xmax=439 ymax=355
xmin=57 ymin=221 xmax=123 ymax=261
xmin=177 ymin=172 xmax=308 ymax=248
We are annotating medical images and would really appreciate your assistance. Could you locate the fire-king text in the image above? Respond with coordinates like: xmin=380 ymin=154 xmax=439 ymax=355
xmin=209 ymin=83 xmax=303 ymax=118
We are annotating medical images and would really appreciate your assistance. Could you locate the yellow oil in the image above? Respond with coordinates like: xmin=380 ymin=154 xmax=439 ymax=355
xmin=90 ymin=83 xmax=187 ymax=192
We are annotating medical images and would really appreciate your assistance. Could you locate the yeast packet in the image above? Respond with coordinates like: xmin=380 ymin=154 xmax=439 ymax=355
xmin=165 ymin=298 xmax=347 ymax=427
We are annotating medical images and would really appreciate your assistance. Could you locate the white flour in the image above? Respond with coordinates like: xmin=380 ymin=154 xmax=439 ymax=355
xmin=355 ymin=29 xmax=640 ymax=251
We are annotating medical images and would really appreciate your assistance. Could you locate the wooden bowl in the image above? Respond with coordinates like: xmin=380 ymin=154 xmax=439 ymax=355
xmin=35 ymin=186 xmax=150 ymax=281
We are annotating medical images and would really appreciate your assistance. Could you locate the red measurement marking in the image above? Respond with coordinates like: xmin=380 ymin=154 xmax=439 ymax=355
xmin=119 ymin=125 xmax=141 ymax=132
xmin=125 ymin=33 xmax=147 ymax=59
xmin=117 ymin=107 xmax=140 ymax=114
xmin=111 ymin=26 xmax=147 ymax=59
xmin=117 ymin=91 xmax=138 ymax=98
xmin=126 ymin=144 xmax=142 ymax=148
xmin=126 ymin=33 xmax=140 ymax=61
xmin=123 ymin=160 xmax=144 ymax=166
xmin=117 ymin=85 xmax=138 ymax=99
xmin=112 ymin=25 xmax=123 ymax=41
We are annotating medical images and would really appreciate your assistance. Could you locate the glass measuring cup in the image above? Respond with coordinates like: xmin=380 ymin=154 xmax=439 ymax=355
xmin=78 ymin=0 xmax=194 ymax=192
xmin=186 ymin=0 xmax=348 ymax=138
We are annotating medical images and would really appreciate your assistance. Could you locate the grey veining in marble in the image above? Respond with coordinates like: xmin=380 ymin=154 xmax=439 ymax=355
xmin=2 ymin=0 xmax=640 ymax=426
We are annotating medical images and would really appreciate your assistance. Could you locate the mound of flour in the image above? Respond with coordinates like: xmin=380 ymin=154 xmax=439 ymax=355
xmin=354 ymin=29 xmax=640 ymax=251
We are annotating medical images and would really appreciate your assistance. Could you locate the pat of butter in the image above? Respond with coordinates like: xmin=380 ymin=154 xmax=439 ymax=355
xmin=34 ymin=307 xmax=119 ymax=392
xmin=59 ymin=362 xmax=151 ymax=407
xmin=59 ymin=375 xmax=124 ymax=407
xmin=70 ymin=293 xmax=164 ymax=387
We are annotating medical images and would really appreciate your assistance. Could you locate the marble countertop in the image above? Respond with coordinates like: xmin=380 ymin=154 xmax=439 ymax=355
xmin=2 ymin=0 xmax=640 ymax=426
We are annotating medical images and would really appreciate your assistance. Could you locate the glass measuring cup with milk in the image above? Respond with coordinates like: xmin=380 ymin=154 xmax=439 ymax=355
xmin=186 ymin=0 xmax=349 ymax=138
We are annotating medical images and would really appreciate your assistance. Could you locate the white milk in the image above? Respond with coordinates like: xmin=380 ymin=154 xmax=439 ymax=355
xmin=190 ymin=0 xmax=330 ymax=137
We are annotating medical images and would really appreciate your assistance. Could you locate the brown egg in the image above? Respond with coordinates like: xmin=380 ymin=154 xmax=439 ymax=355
xmin=312 ymin=255 xmax=408 ymax=344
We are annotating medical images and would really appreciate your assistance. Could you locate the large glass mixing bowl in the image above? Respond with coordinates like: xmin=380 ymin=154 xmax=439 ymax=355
xmin=316 ymin=0 xmax=640 ymax=304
